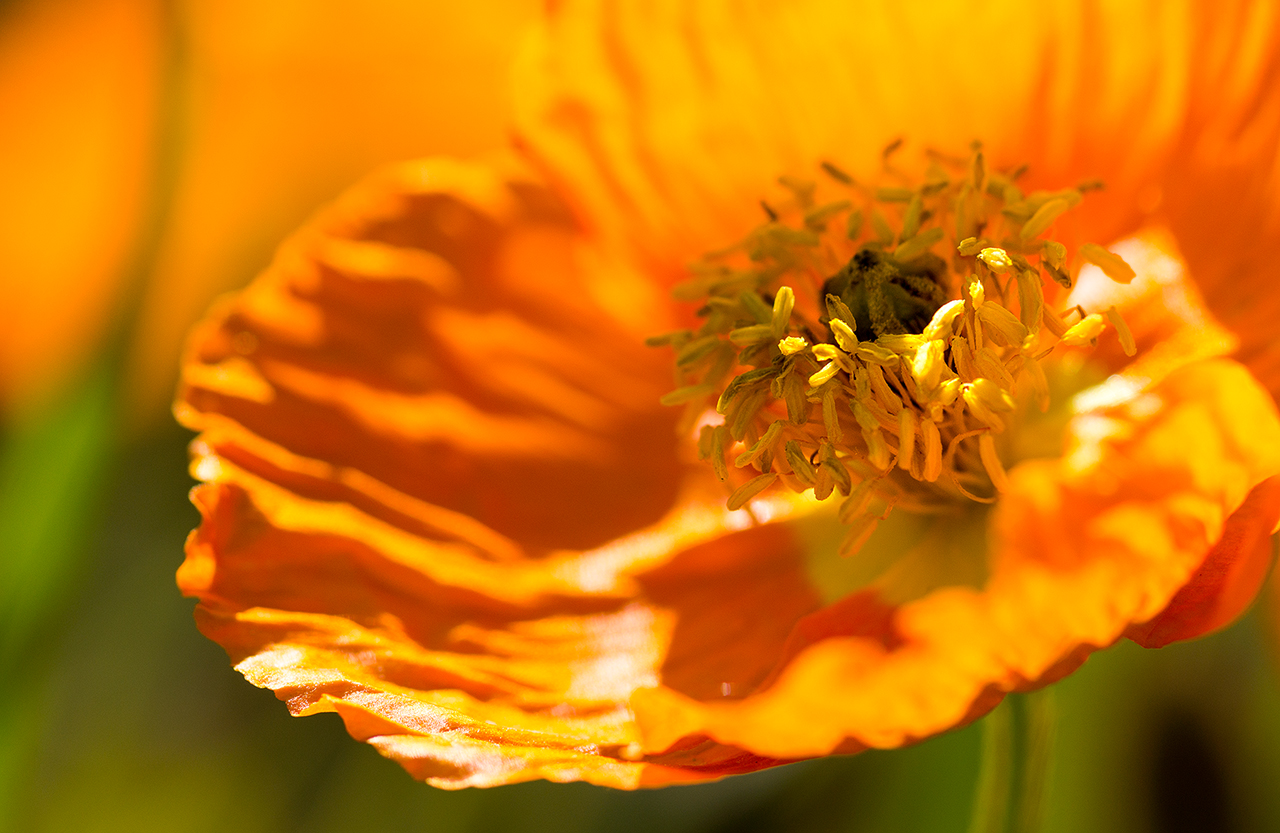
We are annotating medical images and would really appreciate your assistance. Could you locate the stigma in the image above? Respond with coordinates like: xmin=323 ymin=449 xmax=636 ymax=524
xmin=653 ymin=143 xmax=1136 ymax=557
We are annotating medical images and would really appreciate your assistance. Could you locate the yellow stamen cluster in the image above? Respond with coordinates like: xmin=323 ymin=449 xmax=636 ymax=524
xmin=653 ymin=144 xmax=1136 ymax=556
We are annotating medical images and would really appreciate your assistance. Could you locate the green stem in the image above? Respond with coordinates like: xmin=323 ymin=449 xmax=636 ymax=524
xmin=968 ymin=690 xmax=1059 ymax=833
xmin=1016 ymin=689 xmax=1058 ymax=833
xmin=969 ymin=699 xmax=1014 ymax=833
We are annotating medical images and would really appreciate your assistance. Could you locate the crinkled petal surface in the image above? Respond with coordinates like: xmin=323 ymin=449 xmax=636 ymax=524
xmin=179 ymin=158 xmax=1280 ymax=786
xmin=177 ymin=158 xmax=813 ymax=786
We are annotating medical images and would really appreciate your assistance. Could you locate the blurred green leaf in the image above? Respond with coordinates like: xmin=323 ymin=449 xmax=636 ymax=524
xmin=0 ymin=369 xmax=115 ymax=664
xmin=0 ymin=367 xmax=117 ymax=826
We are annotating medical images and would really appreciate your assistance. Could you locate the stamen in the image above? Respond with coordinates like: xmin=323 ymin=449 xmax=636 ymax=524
xmin=1019 ymin=197 xmax=1071 ymax=241
xmin=845 ymin=210 xmax=864 ymax=240
xmin=821 ymin=160 xmax=854 ymax=185
xmin=778 ymin=335 xmax=809 ymax=356
xmin=829 ymin=318 xmax=858 ymax=352
xmin=1106 ymin=306 xmax=1137 ymax=357
xmin=771 ymin=286 xmax=796 ymax=337
xmin=978 ymin=247 xmax=1014 ymax=274
xmin=893 ymin=227 xmax=945 ymax=262
xmin=978 ymin=433 xmax=1011 ymax=493
xmin=727 ymin=473 xmax=779 ymax=511
xmin=1014 ymin=269 xmax=1044 ymax=331
xmin=1080 ymin=243 xmax=1137 ymax=284
xmin=898 ymin=408 xmax=918 ymax=472
xmin=1061 ymin=314 xmax=1107 ymax=347
xmin=655 ymin=144 xmax=1138 ymax=552
xmin=921 ymin=418 xmax=943 ymax=481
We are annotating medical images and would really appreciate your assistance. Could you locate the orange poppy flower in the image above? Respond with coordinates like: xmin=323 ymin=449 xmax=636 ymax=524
xmin=177 ymin=0 xmax=1280 ymax=789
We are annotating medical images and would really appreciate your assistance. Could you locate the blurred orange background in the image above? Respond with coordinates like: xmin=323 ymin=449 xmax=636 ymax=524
xmin=0 ymin=0 xmax=536 ymax=417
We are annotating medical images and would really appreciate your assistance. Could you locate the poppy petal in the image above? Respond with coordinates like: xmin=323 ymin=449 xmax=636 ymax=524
xmin=176 ymin=157 xmax=682 ymax=556
xmin=1126 ymin=476 xmax=1280 ymax=648
xmin=181 ymin=478 xmax=819 ymax=787
xmin=177 ymin=156 xmax=820 ymax=786
xmin=514 ymin=0 xmax=1267 ymax=269
xmin=1158 ymin=15 xmax=1280 ymax=398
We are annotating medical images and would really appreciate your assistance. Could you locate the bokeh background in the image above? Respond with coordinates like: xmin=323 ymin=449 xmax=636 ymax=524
xmin=3 ymin=1 xmax=1280 ymax=830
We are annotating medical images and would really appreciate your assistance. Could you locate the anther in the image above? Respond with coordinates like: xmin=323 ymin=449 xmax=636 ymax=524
xmin=1079 ymin=243 xmax=1137 ymax=283
xmin=1106 ymin=306 xmax=1137 ymax=357
xmin=978 ymin=433 xmax=1011 ymax=493
xmin=727 ymin=473 xmax=779 ymax=511
xmin=778 ymin=336 xmax=808 ymax=356
xmin=1060 ymin=314 xmax=1107 ymax=347
xmin=978 ymin=247 xmax=1014 ymax=274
